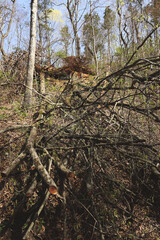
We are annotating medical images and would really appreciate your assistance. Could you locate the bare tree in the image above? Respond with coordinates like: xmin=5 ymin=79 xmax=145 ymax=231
xmin=66 ymin=0 xmax=81 ymax=56
xmin=89 ymin=0 xmax=99 ymax=75
xmin=0 ymin=0 xmax=16 ymax=57
xmin=23 ymin=0 xmax=38 ymax=108
xmin=103 ymin=6 xmax=115 ymax=73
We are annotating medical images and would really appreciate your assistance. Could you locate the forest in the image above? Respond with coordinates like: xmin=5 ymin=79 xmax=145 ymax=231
xmin=0 ymin=0 xmax=160 ymax=239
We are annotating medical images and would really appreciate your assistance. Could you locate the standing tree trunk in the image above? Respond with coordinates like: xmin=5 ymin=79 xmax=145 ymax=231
xmin=0 ymin=0 xmax=16 ymax=58
xmin=66 ymin=0 xmax=81 ymax=57
xmin=117 ymin=0 xmax=123 ymax=65
xmin=107 ymin=30 xmax=111 ymax=73
xmin=89 ymin=0 xmax=98 ymax=75
xmin=40 ymin=72 xmax=45 ymax=94
xmin=23 ymin=0 xmax=38 ymax=108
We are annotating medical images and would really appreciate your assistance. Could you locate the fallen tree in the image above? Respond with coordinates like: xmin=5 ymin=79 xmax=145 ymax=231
xmin=0 ymin=52 xmax=160 ymax=239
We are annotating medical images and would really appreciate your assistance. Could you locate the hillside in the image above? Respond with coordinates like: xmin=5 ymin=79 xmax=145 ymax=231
xmin=0 ymin=54 xmax=160 ymax=240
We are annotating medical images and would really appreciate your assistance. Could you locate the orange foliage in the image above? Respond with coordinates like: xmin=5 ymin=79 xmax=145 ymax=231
xmin=62 ymin=56 xmax=94 ymax=75
xmin=35 ymin=56 xmax=94 ymax=80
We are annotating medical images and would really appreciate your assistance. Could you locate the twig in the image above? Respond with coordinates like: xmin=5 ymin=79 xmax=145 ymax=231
xmin=63 ymin=190 xmax=67 ymax=240
xmin=43 ymin=148 xmax=73 ymax=177
xmin=67 ymin=187 xmax=97 ymax=222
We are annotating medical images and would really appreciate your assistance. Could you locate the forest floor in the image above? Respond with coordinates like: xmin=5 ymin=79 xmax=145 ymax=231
xmin=1 ymin=72 xmax=160 ymax=240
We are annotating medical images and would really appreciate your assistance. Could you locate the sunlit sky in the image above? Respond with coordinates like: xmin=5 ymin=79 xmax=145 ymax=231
xmin=16 ymin=0 xmax=29 ymax=9
xmin=15 ymin=0 xmax=152 ymax=23
xmin=4 ymin=0 xmax=152 ymax=54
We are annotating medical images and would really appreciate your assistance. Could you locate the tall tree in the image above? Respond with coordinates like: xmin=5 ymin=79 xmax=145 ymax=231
xmin=37 ymin=0 xmax=53 ymax=64
xmin=60 ymin=25 xmax=71 ymax=56
xmin=125 ymin=0 xmax=142 ymax=50
xmin=116 ymin=0 xmax=124 ymax=65
xmin=103 ymin=6 xmax=115 ymax=71
xmin=0 ymin=0 xmax=16 ymax=57
xmin=148 ymin=0 xmax=160 ymax=25
xmin=116 ymin=0 xmax=142 ymax=63
xmin=82 ymin=10 xmax=103 ymax=74
xmin=145 ymin=0 xmax=160 ymax=53
xmin=88 ymin=0 xmax=99 ymax=75
xmin=23 ymin=0 xmax=38 ymax=108
xmin=66 ymin=0 xmax=81 ymax=56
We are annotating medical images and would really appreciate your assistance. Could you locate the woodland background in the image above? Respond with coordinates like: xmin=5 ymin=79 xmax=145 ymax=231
xmin=0 ymin=0 xmax=160 ymax=239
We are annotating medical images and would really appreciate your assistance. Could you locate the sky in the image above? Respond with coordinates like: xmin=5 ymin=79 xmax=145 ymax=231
xmin=3 ymin=0 xmax=152 ymax=55
xmin=15 ymin=0 xmax=152 ymax=23
xmin=16 ymin=0 xmax=29 ymax=9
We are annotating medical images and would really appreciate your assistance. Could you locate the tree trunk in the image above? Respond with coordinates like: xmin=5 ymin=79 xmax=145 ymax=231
xmin=40 ymin=72 xmax=45 ymax=94
xmin=23 ymin=0 xmax=38 ymax=108
xmin=67 ymin=0 xmax=81 ymax=57
xmin=107 ymin=30 xmax=111 ymax=73
xmin=0 ymin=0 xmax=16 ymax=58
xmin=89 ymin=0 xmax=98 ymax=75
xmin=75 ymin=34 xmax=80 ymax=56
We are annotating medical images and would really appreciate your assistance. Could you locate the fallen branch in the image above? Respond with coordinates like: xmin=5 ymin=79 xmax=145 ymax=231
xmin=26 ymin=173 xmax=38 ymax=197
xmin=23 ymin=150 xmax=60 ymax=239
xmin=0 ymin=125 xmax=31 ymax=134
xmin=44 ymin=148 xmax=74 ymax=178
xmin=23 ymin=190 xmax=50 ymax=240
xmin=2 ymin=152 xmax=26 ymax=177
xmin=27 ymin=126 xmax=57 ymax=189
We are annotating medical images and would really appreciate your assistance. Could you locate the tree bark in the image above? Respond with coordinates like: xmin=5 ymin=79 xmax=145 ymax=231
xmin=40 ymin=72 xmax=46 ymax=94
xmin=2 ymin=152 xmax=26 ymax=177
xmin=23 ymin=0 xmax=38 ymax=108
xmin=89 ymin=0 xmax=98 ymax=75
xmin=27 ymin=126 xmax=57 ymax=188
xmin=67 ymin=0 xmax=80 ymax=56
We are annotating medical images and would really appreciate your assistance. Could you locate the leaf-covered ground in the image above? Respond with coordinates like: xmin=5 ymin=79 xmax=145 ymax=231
xmin=1 ymin=55 xmax=160 ymax=240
